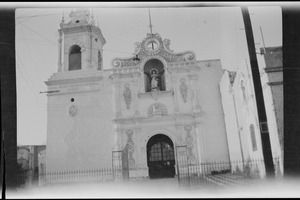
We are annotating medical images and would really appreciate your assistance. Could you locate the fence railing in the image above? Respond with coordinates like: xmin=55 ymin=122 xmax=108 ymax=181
xmin=16 ymin=167 xmax=128 ymax=187
xmin=16 ymin=157 xmax=281 ymax=188
xmin=177 ymin=158 xmax=281 ymax=188
xmin=44 ymin=168 xmax=116 ymax=185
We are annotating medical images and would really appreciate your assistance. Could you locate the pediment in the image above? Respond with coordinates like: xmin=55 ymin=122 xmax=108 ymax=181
xmin=112 ymin=33 xmax=196 ymax=68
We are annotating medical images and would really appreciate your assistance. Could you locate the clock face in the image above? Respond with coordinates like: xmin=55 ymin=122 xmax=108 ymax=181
xmin=144 ymin=38 xmax=160 ymax=53
xmin=69 ymin=105 xmax=78 ymax=117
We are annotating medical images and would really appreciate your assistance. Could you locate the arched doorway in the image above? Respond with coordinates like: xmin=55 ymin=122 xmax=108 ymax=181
xmin=146 ymin=134 xmax=175 ymax=179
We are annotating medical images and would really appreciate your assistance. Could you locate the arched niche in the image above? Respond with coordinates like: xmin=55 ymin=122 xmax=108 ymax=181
xmin=144 ymin=59 xmax=166 ymax=92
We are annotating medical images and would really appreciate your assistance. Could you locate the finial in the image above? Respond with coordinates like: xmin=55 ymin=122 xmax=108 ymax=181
xmin=60 ymin=9 xmax=65 ymax=28
xmin=148 ymin=8 xmax=155 ymax=50
xmin=62 ymin=9 xmax=65 ymax=21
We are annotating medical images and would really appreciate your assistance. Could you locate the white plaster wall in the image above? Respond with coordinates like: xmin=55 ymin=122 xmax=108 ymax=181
xmin=46 ymin=74 xmax=114 ymax=172
xmin=196 ymin=60 xmax=230 ymax=162
xmin=232 ymin=60 xmax=265 ymax=161
xmin=220 ymin=71 xmax=243 ymax=162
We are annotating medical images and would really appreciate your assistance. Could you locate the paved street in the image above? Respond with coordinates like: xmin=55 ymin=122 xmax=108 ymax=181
xmin=6 ymin=177 xmax=300 ymax=198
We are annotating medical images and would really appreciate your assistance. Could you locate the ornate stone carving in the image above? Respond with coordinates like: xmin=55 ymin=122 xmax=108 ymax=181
xmin=111 ymin=33 xmax=196 ymax=68
xmin=69 ymin=105 xmax=78 ymax=117
xmin=138 ymin=90 xmax=174 ymax=101
xmin=147 ymin=103 xmax=168 ymax=117
xmin=179 ymin=79 xmax=188 ymax=103
xmin=123 ymin=84 xmax=132 ymax=110
xmin=125 ymin=129 xmax=135 ymax=167
xmin=163 ymin=39 xmax=173 ymax=52
xmin=228 ymin=71 xmax=237 ymax=85
xmin=184 ymin=124 xmax=195 ymax=163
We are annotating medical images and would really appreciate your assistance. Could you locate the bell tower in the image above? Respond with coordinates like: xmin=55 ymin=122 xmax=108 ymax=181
xmin=45 ymin=9 xmax=114 ymax=173
xmin=58 ymin=8 xmax=106 ymax=72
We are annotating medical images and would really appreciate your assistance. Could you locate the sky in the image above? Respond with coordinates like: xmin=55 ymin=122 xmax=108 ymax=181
xmin=15 ymin=2 xmax=282 ymax=145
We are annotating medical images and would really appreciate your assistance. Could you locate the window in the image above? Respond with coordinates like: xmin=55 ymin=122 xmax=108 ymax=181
xmin=241 ymin=80 xmax=247 ymax=102
xmin=69 ymin=45 xmax=81 ymax=71
xmin=149 ymin=142 xmax=174 ymax=161
xmin=98 ymin=51 xmax=102 ymax=70
xmin=250 ymin=124 xmax=257 ymax=151
xmin=144 ymin=59 xmax=166 ymax=92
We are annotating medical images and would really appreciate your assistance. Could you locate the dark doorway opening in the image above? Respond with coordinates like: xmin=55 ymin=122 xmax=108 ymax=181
xmin=147 ymin=134 xmax=175 ymax=179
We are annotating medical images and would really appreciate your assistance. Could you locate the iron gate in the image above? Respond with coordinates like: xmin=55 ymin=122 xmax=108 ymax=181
xmin=112 ymin=148 xmax=129 ymax=181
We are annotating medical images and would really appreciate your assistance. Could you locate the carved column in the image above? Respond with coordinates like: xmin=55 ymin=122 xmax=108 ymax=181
xmin=189 ymin=74 xmax=200 ymax=112
xmin=57 ymin=30 xmax=63 ymax=72
xmin=132 ymin=73 xmax=140 ymax=115
xmin=113 ymin=124 xmax=122 ymax=151
xmin=112 ymin=75 xmax=122 ymax=118
xmin=184 ymin=124 xmax=196 ymax=164
xmin=80 ymin=47 xmax=86 ymax=70
xmin=88 ymin=32 xmax=93 ymax=69
xmin=193 ymin=120 xmax=205 ymax=163
xmin=171 ymin=71 xmax=179 ymax=112
xmin=63 ymin=45 xmax=69 ymax=72
xmin=125 ymin=129 xmax=136 ymax=168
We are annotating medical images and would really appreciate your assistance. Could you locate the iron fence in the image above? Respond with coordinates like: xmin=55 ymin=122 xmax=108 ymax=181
xmin=16 ymin=167 xmax=129 ymax=188
xmin=177 ymin=157 xmax=281 ymax=188
xmin=43 ymin=168 xmax=116 ymax=185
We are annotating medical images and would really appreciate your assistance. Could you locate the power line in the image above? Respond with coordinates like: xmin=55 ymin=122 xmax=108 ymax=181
xmin=16 ymin=52 xmax=46 ymax=109
xmin=19 ymin=23 xmax=57 ymax=45
xmin=17 ymin=35 xmax=135 ymax=55
xmin=16 ymin=12 xmax=64 ymax=19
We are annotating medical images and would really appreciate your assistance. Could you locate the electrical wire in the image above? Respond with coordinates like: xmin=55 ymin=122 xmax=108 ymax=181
xmin=16 ymin=52 xmax=46 ymax=108
xmin=19 ymin=23 xmax=57 ymax=45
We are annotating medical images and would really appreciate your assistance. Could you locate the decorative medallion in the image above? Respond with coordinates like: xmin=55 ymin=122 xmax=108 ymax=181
xmin=147 ymin=102 xmax=168 ymax=117
xmin=69 ymin=105 xmax=78 ymax=117
xmin=179 ymin=79 xmax=188 ymax=103
xmin=123 ymin=85 xmax=132 ymax=110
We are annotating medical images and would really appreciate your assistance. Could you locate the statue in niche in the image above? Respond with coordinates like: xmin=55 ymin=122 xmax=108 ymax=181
xmin=150 ymin=68 xmax=160 ymax=91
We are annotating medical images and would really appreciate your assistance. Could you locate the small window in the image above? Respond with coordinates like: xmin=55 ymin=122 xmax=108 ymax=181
xmin=250 ymin=124 xmax=257 ymax=152
xmin=241 ymin=80 xmax=247 ymax=102
xmin=98 ymin=51 xmax=102 ymax=70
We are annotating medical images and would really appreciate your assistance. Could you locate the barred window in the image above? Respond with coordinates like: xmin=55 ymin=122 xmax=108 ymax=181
xmin=149 ymin=142 xmax=174 ymax=161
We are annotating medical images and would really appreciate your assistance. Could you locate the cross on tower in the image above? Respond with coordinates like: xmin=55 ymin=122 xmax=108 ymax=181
xmin=148 ymin=8 xmax=154 ymax=50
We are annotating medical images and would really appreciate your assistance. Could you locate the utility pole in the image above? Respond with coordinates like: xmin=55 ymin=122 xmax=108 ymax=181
xmin=241 ymin=7 xmax=275 ymax=178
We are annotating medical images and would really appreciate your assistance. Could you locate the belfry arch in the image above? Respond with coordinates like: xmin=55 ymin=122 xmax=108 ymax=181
xmin=69 ymin=45 xmax=82 ymax=71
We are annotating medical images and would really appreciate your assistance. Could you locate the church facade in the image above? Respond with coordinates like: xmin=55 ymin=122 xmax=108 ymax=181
xmin=45 ymin=9 xmax=277 ymax=180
